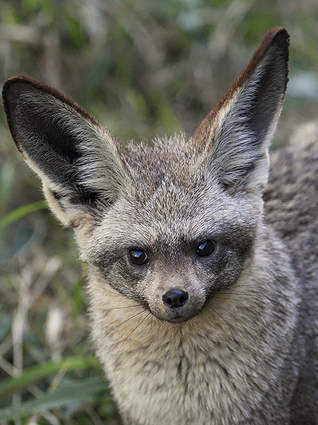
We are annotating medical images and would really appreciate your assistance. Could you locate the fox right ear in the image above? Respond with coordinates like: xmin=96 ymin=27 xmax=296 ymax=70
xmin=193 ymin=27 xmax=289 ymax=196
xmin=2 ymin=76 xmax=133 ymax=227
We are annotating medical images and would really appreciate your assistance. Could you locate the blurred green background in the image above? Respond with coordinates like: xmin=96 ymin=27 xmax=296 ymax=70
xmin=0 ymin=0 xmax=318 ymax=423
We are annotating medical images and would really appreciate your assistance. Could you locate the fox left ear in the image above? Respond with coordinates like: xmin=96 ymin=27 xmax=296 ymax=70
xmin=2 ymin=76 xmax=133 ymax=228
xmin=192 ymin=27 xmax=289 ymax=195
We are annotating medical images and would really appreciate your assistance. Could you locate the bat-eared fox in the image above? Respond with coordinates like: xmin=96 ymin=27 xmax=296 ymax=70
xmin=3 ymin=27 xmax=318 ymax=424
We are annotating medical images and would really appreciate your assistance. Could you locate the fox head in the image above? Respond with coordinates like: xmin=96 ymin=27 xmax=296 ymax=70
xmin=3 ymin=28 xmax=289 ymax=324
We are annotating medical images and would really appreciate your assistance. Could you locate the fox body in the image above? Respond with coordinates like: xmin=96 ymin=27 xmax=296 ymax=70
xmin=3 ymin=28 xmax=318 ymax=424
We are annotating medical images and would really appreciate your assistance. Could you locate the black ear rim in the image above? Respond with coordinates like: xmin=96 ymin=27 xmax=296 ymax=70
xmin=2 ymin=75 xmax=100 ymax=157
xmin=234 ymin=27 xmax=290 ymax=97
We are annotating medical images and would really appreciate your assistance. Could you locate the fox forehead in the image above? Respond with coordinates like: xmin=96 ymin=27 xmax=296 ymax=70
xmin=122 ymin=136 xmax=258 ymax=227
xmin=122 ymin=135 xmax=201 ymax=193
xmin=82 ymin=141 xmax=258 ymax=264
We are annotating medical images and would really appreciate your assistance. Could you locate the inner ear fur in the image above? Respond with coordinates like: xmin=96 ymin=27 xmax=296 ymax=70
xmin=2 ymin=76 xmax=133 ymax=226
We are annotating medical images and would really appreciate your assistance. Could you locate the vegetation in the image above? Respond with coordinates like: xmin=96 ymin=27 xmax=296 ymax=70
xmin=0 ymin=0 xmax=317 ymax=423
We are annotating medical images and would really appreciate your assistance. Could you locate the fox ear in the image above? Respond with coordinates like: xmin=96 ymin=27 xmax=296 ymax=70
xmin=192 ymin=27 xmax=289 ymax=195
xmin=3 ymin=76 xmax=133 ymax=227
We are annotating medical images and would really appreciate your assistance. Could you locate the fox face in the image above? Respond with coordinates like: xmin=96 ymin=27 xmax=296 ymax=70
xmin=3 ymin=27 xmax=288 ymax=325
xmin=81 ymin=136 xmax=258 ymax=323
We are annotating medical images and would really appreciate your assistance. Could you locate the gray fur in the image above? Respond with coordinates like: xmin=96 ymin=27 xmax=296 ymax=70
xmin=3 ymin=27 xmax=318 ymax=424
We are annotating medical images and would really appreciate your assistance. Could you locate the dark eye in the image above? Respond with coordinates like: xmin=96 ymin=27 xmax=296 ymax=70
xmin=196 ymin=240 xmax=216 ymax=257
xmin=129 ymin=249 xmax=148 ymax=265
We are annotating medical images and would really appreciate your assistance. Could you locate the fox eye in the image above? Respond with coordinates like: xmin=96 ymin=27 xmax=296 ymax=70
xmin=129 ymin=249 xmax=148 ymax=265
xmin=196 ymin=240 xmax=216 ymax=257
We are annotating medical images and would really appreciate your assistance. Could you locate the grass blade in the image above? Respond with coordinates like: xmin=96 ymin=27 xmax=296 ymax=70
xmin=0 ymin=356 xmax=100 ymax=402
xmin=0 ymin=200 xmax=48 ymax=231
xmin=0 ymin=377 xmax=109 ymax=421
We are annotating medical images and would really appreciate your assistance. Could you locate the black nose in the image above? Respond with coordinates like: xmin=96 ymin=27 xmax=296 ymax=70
xmin=162 ymin=289 xmax=189 ymax=309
